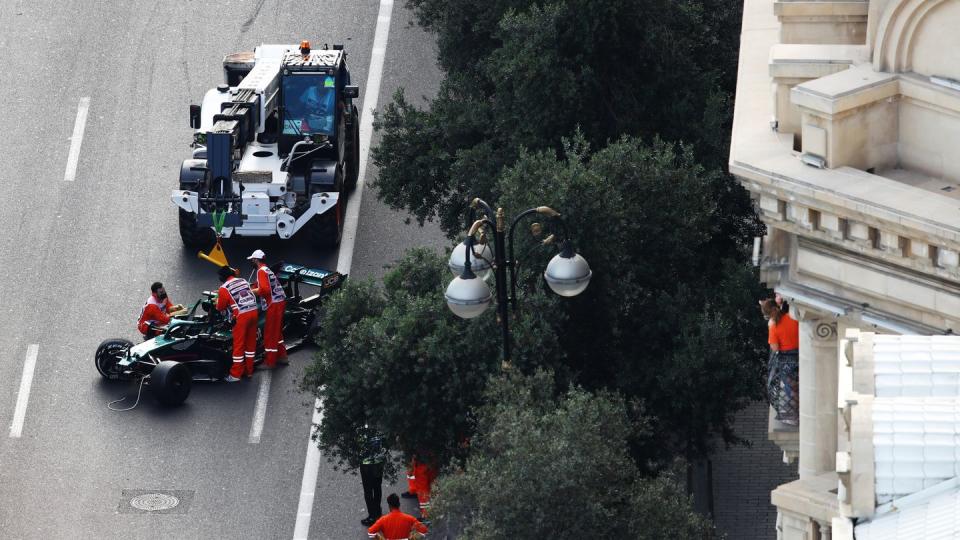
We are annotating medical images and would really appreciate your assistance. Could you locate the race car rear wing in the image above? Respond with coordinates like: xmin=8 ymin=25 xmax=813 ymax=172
xmin=275 ymin=263 xmax=346 ymax=291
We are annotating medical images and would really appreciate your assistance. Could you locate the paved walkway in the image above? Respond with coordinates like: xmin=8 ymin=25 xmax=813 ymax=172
xmin=710 ymin=401 xmax=798 ymax=539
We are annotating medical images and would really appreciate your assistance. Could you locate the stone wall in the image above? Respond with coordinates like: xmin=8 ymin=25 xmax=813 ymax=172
xmin=711 ymin=401 xmax=799 ymax=539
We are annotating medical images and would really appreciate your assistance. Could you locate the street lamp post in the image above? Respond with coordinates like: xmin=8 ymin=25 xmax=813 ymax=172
xmin=444 ymin=198 xmax=592 ymax=368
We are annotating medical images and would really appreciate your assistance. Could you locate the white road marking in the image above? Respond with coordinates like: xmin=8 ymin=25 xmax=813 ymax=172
xmin=293 ymin=394 xmax=324 ymax=540
xmin=336 ymin=0 xmax=393 ymax=276
xmin=293 ymin=0 xmax=395 ymax=537
xmin=63 ymin=97 xmax=90 ymax=182
xmin=248 ymin=369 xmax=272 ymax=443
xmin=10 ymin=344 xmax=39 ymax=438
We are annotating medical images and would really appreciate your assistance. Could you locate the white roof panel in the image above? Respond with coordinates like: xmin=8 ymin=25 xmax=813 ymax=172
xmin=856 ymin=479 xmax=960 ymax=540
xmin=873 ymin=399 xmax=960 ymax=503
xmin=872 ymin=336 xmax=960 ymax=398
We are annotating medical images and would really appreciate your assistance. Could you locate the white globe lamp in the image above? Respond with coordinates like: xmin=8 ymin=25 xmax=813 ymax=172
xmin=448 ymin=240 xmax=493 ymax=280
xmin=445 ymin=268 xmax=493 ymax=319
xmin=544 ymin=243 xmax=592 ymax=297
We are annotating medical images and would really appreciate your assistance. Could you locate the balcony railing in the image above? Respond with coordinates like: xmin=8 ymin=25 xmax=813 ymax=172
xmin=768 ymin=350 xmax=799 ymax=426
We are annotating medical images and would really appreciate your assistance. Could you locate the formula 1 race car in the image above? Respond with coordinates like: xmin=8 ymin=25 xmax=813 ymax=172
xmin=94 ymin=263 xmax=344 ymax=406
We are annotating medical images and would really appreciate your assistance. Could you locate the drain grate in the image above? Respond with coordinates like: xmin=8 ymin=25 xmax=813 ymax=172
xmin=118 ymin=489 xmax=194 ymax=514
xmin=131 ymin=493 xmax=179 ymax=511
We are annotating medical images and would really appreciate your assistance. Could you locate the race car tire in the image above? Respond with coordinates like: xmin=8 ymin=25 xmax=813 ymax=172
xmin=95 ymin=338 xmax=134 ymax=380
xmin=150 ymin=360 xmax=192 ymax=406
xmin=178 ymin=209 xmax=215 ymax=249
xmin=307 ymin=313 xmax=322 ymax=345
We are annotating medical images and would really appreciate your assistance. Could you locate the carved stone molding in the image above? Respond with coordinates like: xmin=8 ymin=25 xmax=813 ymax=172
xmin=816 ymin=322 xmax=838 ymax=341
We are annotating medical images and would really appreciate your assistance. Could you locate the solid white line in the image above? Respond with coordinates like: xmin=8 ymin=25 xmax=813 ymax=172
xmin=293 ymin=0 xmax=395 ymax=537
xmin=63 ymin=97 xmax=90 ymax=182
xmin=293 ymin=394 xmax=324 ymax=540
xmin=10 ymin=344 xmax=39 ymax=438
xmin=336 ymin=0 xmax=393 ymax=276
xmin=248 ymin=370 xmax=272 ymax=444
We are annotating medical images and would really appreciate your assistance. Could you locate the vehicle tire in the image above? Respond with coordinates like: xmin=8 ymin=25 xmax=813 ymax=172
xmin=307 ymin=313 xmax=322 ymax=345
xmin=95 ymin=338 xmax=134 ymax=380
xmin=306 ymin=208 xmax=342 ymax=250
xmin=346 ymin=105 xmax=360 ymax=192
xmin=304 ymin=176 xmax=343 ymax=250
xmin=178 ymin=208 xmax=215 ymax=249
xmin=150 ymin=360 xmax=192 ymax=406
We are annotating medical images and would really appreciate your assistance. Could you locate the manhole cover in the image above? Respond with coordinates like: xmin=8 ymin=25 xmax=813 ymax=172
xmin=118 ymin=489 xmax=194 ymax=514
xmin=130 ymin=493 xmax=179 ymax=511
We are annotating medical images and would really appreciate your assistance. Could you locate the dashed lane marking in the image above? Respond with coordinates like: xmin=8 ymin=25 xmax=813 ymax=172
xmin=64 ymin=97 xmax=90 ymax=182
xmin=10 ymin=344 xmax=38 ymax=438
xmin=248 ymin=369 xmax=272 ymax=444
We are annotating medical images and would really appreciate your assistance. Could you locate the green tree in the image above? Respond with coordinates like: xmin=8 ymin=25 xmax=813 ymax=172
xmin=374 ymin=0 xmax=747 ymax=236
xmin=339 ymin=0 xmax=766 ymax=475
xmin=430 ymin=371 xmax=714 ymax=539
xmin=321 ymin=135 xmax=765 ymax=469
xmin=301 ymin=248 xmax=566 ymax=474
xmin=496 ymin=135 xmax=767 ymax=460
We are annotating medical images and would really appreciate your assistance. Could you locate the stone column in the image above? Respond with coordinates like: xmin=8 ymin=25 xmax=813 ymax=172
xmin=798 ymin=315 xmax=839 ymax=479
xmin=817 ymin=520 xmax=832 ymax=540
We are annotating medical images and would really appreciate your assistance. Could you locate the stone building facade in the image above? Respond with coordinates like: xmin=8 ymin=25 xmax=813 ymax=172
xmin=730 ymin=0 xmax=960 ymax=538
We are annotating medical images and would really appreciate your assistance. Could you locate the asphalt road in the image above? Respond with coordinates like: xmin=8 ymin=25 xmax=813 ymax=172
xmin=0 ymin=1 xmax=445 ymax=538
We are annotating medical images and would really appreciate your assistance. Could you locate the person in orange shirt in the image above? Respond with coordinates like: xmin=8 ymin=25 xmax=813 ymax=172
xmin=762 ymin=298 xmax=799 ymax=352
xmin=761 ymin=297 xmax=799 ymax=425
xmin=137 ymin=282 xmax=183 ymax=339
xmin=247 ymin=249 xmax=288 ymax=368
xmin=216 ymin=266 xmax=259 ymax=382
xmin=367 ymin=493 xmax=428 ymax=540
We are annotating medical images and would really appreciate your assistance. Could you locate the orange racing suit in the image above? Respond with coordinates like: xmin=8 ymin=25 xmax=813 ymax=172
xmin=217 ymin=276 xmax=259 ymax=378
xmin=138 ymin=295 xmax=173 ymax=337
xmin=253 ymin=263 xmax=287 ymax=367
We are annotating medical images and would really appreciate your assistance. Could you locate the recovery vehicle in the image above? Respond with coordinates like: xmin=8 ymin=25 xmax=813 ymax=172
xmin=94 ymin=263 xmax=345 ymax=406
xmin=172 ymin=41 xmax=361 ymax=250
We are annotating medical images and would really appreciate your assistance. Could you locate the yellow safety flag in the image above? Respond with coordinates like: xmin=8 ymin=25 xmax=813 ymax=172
xmin=198 ymin=236 xmax=230 ymax=269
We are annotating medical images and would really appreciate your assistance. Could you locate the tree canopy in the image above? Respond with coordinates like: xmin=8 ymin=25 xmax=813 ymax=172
xmin=498 ymin=135 xmax=766 ymax=460
xmin=374 ymin=0 xmax=747 ymax=236
xmin=302 ymin=249 xmax=566 ymax=474
xmin=430 ymin=371 xmax=714 ymax=539
xmin=366 ymin=0 xmax=766 ymax=461
xmin=307 ymin=135 xmax=767 ymax=472
xmin=304 ymin=0 xmax=769 ymax=530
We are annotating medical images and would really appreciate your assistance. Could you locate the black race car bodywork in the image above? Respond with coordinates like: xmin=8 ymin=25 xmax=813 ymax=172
xmin=95 ymin=263 xmax=344 ymax=406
